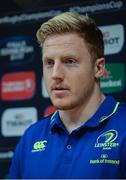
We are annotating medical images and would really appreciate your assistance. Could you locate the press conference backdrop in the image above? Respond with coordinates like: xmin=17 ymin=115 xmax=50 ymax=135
xmin=0 ymin=0 xmax=126 ymax=178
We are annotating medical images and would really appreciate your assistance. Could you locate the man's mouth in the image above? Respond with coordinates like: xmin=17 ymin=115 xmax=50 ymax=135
xmin=53 ymin=87 xmax=66 ymax=90
xmin=51 ymin=86 xmax=69 ymax=95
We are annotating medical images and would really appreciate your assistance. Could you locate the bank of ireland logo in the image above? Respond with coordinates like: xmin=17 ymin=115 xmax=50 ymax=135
xmin=94 ymin=129 xmax=119 ymax=150
xmin=32 ymin=140 xmax=47 ymax=152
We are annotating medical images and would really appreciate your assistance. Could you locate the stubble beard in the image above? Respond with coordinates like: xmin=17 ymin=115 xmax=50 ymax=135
xmin=50 ymin=88 xmax=94 ymax=111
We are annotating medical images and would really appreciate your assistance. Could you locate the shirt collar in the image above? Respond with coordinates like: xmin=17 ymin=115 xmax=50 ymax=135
xmin=49 ymin=96 xmax=120 ymax=132
xmin=50 ymin=111 xmax=63 ymax=133
xmin=84 ymin=95 xmax=120 ymax=127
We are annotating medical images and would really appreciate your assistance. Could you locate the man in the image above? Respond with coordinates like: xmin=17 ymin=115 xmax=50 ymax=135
xmin=9 ymin=12 xmax=126 ymax=179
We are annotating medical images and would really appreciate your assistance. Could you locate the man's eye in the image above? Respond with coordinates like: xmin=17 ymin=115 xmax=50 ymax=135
xmin=66 ymin=59 xmax=76 ymax=64
xmin=48 ymin=60 xmax=54 ymax=65
xmin=45 ymin=59 xmax=54 ymax=66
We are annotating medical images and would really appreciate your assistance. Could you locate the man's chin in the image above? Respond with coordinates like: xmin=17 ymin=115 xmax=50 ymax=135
xmin=51 ymin=98 xmax=75 ymax=110
xmin=53 ymin=102 xmax=75 ymax=111
xmin=53 ymin=104 xmax=67 ymax=110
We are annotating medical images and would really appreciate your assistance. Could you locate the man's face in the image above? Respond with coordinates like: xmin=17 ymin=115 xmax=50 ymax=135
xmin=43 ymin=33 xmax=100 ymax=110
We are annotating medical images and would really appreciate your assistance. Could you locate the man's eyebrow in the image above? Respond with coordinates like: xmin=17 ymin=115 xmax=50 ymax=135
xmin=44 ymin=42 xmax=73 ymax=47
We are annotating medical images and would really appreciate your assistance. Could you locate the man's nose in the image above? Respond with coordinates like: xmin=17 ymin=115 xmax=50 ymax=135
xmin=52 ymin=62 xmax=64 ymax=80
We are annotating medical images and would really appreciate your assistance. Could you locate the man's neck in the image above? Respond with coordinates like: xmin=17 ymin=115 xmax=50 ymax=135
xmin=59 ymin=92 xmax=105 ymax=134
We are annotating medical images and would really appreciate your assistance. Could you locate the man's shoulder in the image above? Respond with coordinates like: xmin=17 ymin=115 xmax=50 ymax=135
xmin=108 ymin=96 xmax=126 ymax=116
xmin=118 ymin=101 xmax=126 ymax=114
xmin=110 ymin=101 xmax=126 ymax=128
xmin=23 ymin=113 xmax=53 ymax=137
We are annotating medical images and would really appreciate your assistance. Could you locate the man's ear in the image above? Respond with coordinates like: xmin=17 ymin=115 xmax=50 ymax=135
xmin=94 ymin=57 xmax=105 ymax=78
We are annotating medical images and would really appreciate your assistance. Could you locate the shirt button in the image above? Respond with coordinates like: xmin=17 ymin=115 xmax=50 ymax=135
xmin=66 ymin=144 xmax=72 ymax=150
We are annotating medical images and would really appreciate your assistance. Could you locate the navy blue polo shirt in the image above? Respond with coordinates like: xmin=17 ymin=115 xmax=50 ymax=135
xmin=9 ymin=96 xmax=126 ymax=179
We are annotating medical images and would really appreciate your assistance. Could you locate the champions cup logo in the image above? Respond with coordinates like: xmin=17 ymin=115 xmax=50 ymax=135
xmin=94 ymin=129 xmax=119 ymax=150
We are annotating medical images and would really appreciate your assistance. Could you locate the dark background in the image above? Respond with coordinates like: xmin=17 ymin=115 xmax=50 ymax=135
xmin=0 ymin=0 xmax=126 ymax=178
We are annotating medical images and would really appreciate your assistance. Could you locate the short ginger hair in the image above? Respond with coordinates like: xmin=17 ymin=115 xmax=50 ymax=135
xmin=36 ymin=12 xmax=104 ymax=61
